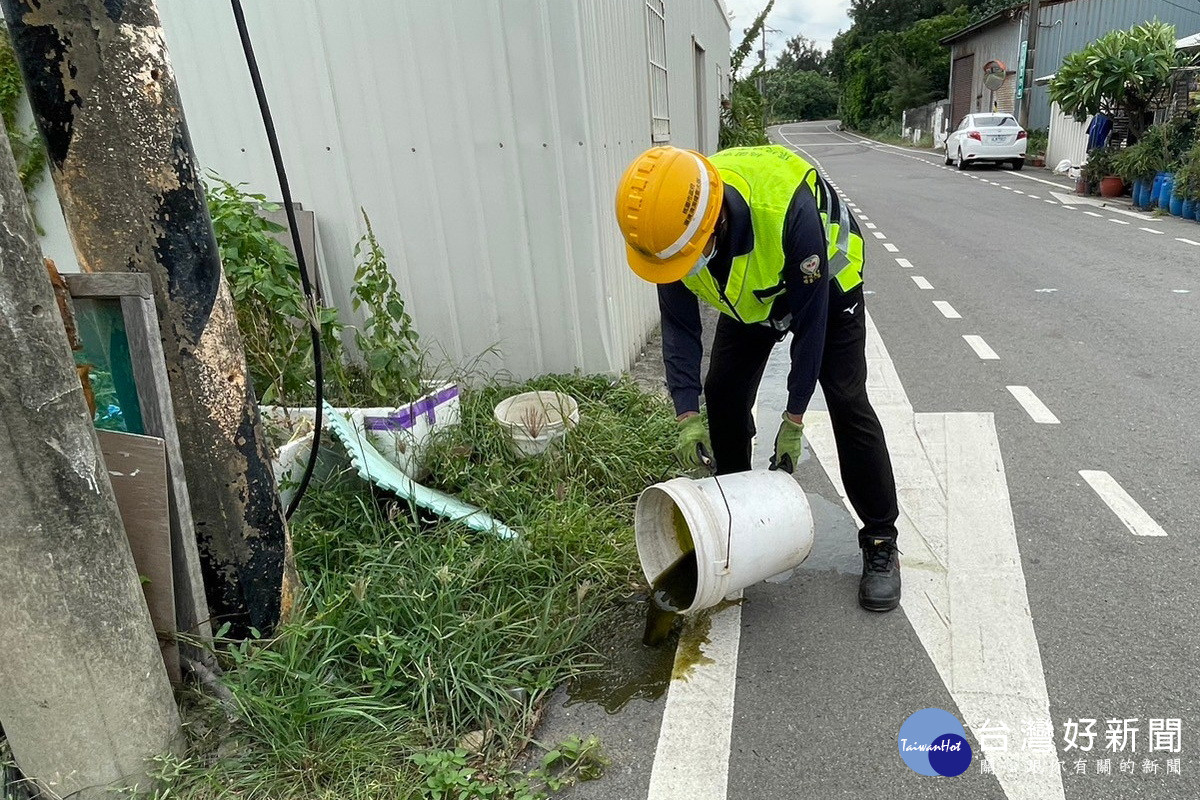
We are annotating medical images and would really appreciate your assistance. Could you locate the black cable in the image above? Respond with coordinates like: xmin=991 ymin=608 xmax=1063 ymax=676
xmin=230 ymin=0 xmax=323 ymax=520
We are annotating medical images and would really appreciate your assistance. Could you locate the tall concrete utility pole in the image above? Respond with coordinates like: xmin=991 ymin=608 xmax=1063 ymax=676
xmin=1019 ymin=0 xmax=1042 ymax=128
xmin=0 ymin=118 xmax=181 ymax=799
xmin=0 ymin=0 xmax=295 ymax=637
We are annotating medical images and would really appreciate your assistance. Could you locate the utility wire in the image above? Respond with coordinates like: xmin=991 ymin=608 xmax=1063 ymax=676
xmin=230 ymin=0 xmax=324 ymax=520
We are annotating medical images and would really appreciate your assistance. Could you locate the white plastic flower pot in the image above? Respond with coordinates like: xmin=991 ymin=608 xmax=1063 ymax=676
xmin=493 ymin=391 xmax=580 ymax=457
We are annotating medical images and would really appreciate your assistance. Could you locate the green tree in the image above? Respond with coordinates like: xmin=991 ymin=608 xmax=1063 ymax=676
xmin=838 ymin=8 xmax=967 ymax=129
xmin=848 ymin=0 xmax=947 ymax=37
xmin=775 ymin=34 xmax=826 ymax=74
xmin=1049 ymin=20 xmax=1195 ymax=142
xmin=767 ymin=70 xmax=839 ymax=122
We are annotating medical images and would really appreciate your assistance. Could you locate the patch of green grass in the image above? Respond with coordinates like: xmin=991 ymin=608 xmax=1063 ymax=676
xmin=158 ymin=374 xmax=677 ymax=799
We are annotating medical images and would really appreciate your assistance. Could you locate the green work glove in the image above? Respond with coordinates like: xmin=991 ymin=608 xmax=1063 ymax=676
xmin=673 ymin=414 xmax=713 ymax=470
xmin=769 ymin=414 xmax=804 ymax=474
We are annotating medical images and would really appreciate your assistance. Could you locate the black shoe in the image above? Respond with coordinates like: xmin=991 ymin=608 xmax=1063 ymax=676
xmin=859 ymin=538 xmax=901 ymax=612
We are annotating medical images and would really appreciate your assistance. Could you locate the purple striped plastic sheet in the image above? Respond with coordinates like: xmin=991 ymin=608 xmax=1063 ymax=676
xmin=363 ymin=386 xmax=460 ymax=432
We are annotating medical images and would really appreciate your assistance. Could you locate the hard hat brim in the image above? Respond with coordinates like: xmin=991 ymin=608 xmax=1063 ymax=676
xmin=625 ymin=243 xmax=702 ymax=285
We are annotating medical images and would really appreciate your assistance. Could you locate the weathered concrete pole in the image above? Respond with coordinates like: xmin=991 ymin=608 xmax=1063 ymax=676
xmin=0 ymin=116 xmax=181 ymax=799
xmin=0 ymin=0 xmax=294 ymax=636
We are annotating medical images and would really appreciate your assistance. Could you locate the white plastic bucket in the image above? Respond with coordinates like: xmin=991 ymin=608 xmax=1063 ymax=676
xmin=635 ymin=470 xmax=814 ymax=613
xmin=493 ymin=391 xmax=580 ymax=457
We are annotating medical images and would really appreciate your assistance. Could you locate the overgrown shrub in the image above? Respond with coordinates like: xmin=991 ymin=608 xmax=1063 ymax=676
xmin=209 ymin=180 xmax=425 ymax=409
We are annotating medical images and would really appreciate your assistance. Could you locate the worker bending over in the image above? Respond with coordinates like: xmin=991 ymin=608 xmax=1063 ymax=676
xmin=615 ymin=144 xmax=901 ymax=612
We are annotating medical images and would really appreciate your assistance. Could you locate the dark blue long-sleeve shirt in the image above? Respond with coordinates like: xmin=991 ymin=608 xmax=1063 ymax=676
xmin=659 ymin=178 xmax=851 ymax=417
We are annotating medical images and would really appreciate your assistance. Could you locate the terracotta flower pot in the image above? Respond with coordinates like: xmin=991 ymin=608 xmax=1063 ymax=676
xmin=1099 ymin=176 xmax=1125 ymax=198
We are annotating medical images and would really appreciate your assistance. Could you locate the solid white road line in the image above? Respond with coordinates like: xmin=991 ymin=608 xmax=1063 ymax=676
xmin=1177 ymin=238 xmax=1200 ymax=246
xmin=963 ymin=335 xmax=1000 ymax=360
xmin=896 ymin=258 xmax=914 ymax=268
xmin=933 ymin=300 xmax=962 ymax=319
xmin=1009 ymin=170 xmax=1079 ymax=190
xmin=1006 ymin=386 xmax=1061 ymax=424
xmin=1079 ymin=471 xmax=1169 ymax=538
xmin=646 ymin=593 xmax=743 ymax=800
xmin=884 ymin=243 xmax=900 ymax=252
xmin=912 ymin=276 xmax=934 ymax=290
xmin=1141 ymin=227 xmax=1165 ymax=235
xmin=803 ymin=310 xmax=1065 ymax=800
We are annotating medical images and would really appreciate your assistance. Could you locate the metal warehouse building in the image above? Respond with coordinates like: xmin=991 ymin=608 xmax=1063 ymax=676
xmin=36 ymin=0 xmax=732 ymax=380
xmin=942 ymin=0 xmax=1200 ymax=132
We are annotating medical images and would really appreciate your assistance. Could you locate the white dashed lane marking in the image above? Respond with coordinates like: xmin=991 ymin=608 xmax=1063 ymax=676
xmin=1029 ymin=195 xmax=1040 ymax=200
xmin=884 ymin=243 xmax=900 ymax=253
xmin=1110 ymin=219 xmax=1130 ymax=225
xmin=865 ymin=223 xmax=878 ymax=229
xmin=933 ymin=300 xmax=962 ymax=319
xmin=1006 ymin=386 xmax=1061 ymax=424
xmin=873 ymin=231 xmax=888 ymax=240
xmin=1177 ymin=238 xmax=1200 ymax=246
xmin=896 ymin=258 xmax=914 ymax=268
xmin=1079 ymin=471 xmax=1169 ymax=538
xmin=1084 ymin=211 xmax=1103 ymax=217
xmin=963 ymin=335 xmax=1000 ymax=360
xmin=912 ymin=276 xmax=934 ymax=290
xmin=1140 ymin=227 xmax=1165 ymax=235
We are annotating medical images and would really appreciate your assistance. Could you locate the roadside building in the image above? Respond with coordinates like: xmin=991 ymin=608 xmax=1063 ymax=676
xmin=36 ymin=0 xmax=732 ymax=380
xmin=941 ymin=0 xmax=1199 ymax=133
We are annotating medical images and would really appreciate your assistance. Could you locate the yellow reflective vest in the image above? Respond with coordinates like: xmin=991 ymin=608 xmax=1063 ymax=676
xmin=682 ymin=145 xmax=865 ymax=324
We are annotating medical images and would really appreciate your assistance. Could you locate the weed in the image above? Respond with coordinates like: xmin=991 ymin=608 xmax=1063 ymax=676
xmin=158 ymin=374 xmax=677 ymax=798
xmin=207 ymin=176 xmax=344 ymax=406
xmin=344 ymin=210 xmax=424 ymax=404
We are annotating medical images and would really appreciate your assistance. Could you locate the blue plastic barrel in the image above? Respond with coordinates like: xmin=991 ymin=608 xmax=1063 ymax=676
xmin=1182 ymin=199 xmax=1197 ymax=221
xmin=1132 ymin=179 xmax=1145 ymax=208
xmin=1150 ymin=173 xmax=1166 ymax=207
xmin=1170 ymin=193 xmax=1184 ymax=216
xmin=1159 ymin=174 xmax=1175 ymax=208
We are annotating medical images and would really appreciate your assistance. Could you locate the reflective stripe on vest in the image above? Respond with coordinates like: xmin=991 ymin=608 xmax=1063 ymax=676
xmin=682 ymin=145 xmax=864 ymax=324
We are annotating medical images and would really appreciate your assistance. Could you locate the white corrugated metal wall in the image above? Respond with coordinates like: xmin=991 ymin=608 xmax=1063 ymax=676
xmin=144 ymin=0 xmax=728 ymax=380
xmin=1046 ymin=101 xmax=1091 ymax=169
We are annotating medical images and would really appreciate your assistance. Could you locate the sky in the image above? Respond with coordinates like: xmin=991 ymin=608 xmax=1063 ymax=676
xmin=722 ymin=0 xmax=853 ymax=68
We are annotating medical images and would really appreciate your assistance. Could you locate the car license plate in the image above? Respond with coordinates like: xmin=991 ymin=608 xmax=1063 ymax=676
xmin=990 ymin=135 xmax=1007 ymax=143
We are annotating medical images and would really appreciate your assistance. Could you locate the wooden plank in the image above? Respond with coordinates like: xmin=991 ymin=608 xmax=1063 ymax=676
xmin=97 ymin=430 xmax=181 ymax=685
xmin=120 ymin=294 xmax=211 ymax=651
xmin=63 ymin=272 xmax=152 ymax=299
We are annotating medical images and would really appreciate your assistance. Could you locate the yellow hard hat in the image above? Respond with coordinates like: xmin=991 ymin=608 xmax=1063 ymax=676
xmin=614 ymin=146 xmax=723 ymax=284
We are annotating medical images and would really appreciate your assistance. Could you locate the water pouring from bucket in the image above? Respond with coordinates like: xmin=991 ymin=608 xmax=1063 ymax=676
xmin=635 ymin=470 xmax=814 ymax=645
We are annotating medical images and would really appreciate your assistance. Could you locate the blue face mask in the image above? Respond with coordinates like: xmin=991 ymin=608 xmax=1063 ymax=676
xmin=687 ymin=248 xmax=714 ymax=278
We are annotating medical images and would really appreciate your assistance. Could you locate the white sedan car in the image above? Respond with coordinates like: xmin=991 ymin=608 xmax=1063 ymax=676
xmin=944 ymin=114 xmax=1027 ymax=170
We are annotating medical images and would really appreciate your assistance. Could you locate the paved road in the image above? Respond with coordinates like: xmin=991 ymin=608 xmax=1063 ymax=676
xmin=537 ymin=120 xmax=1199 ymax=800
